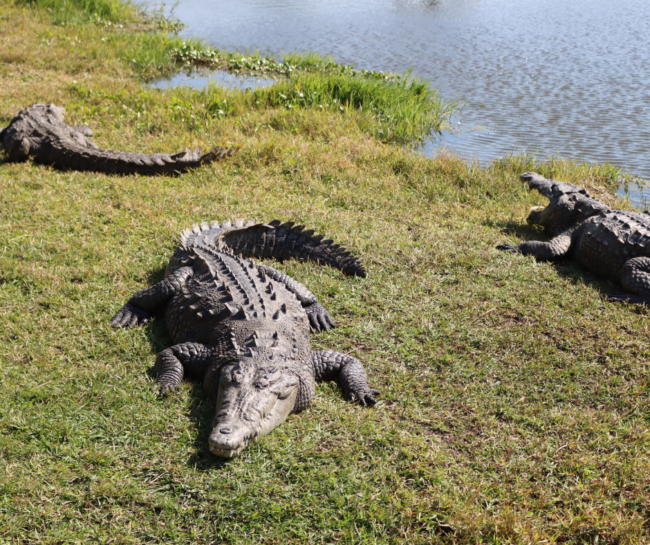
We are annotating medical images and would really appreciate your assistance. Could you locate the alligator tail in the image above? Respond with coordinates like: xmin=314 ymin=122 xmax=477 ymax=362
xmin=41 ymin=141 xmax=234 ymax=175
xmin=175 ymin=219 xmax=367 ymax=277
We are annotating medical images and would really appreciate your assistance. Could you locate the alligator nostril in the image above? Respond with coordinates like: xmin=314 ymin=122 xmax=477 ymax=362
xmin=220 ymin=426 xmax=233 ymax=434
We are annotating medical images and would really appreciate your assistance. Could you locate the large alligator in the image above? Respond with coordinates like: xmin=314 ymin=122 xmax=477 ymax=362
xmin=111 ymin=219 xmax=378 ymax=457
xmin=0 ymin=104 xmax=233 ymax=174
xmin=498 ymin=171 xmax=650 ymax=303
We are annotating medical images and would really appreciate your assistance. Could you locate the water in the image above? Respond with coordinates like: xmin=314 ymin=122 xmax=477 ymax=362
xmin=151 ymin=70 xmax=278 ymax=91
xmin=146 ymin=0 xmax=650 ymax=203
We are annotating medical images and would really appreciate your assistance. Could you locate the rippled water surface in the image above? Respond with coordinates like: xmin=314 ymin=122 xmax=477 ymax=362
xmin=147 ymin=0 xmax=650 ymax=199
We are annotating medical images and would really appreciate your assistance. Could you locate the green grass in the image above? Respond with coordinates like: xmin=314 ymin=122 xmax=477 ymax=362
xmin=14 ymin=0 xmax=139 ymax=24
xmin=252 ymin=71 xmax=456 ymax=144
xmin=1 ymin=1 xmax=649 ymax=543
xmin=11 ymin=0 xmax=457 ymax=144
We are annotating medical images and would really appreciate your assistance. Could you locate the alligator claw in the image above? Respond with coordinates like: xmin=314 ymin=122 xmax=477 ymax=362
xmin=306 ymin=303 xmax=335 ymax=332
xmin=110 ymin=303 xmax=151 ymax=328
xmin=159 ymin=384 xmax=175 ymax=396
xmin=497 ymin=244 xmax=518 ymax=253
xmin=350 ymin=388 xmax=380 ymax=406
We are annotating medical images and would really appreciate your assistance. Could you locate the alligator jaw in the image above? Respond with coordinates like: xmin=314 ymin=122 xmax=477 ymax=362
xmin=209 ymin=443 xmax=247 ymax=458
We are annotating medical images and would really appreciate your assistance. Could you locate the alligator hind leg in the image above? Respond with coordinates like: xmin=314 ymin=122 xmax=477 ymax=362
xmin=498 ymin=232 xmax=572 ymax=261
xmin=111 ymin=266 xmax=194 ymax=328
xmin=311 ymin=350 xmax=379 ymax=406
xmin=155 ymin=342 xmax=215 ymax=395
xmin=603 ymin=257 xmax=650 ymax=304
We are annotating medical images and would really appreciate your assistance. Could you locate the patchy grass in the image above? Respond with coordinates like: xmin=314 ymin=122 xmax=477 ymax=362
xmin=0 ymin=1 xmax=649 ymax=544
xmin=8 ymin=0 xmax=457 ymax=144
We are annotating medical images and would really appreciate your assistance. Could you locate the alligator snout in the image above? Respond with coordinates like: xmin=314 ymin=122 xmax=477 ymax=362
xmin=209 ymin=423 xmax=254 ymax=458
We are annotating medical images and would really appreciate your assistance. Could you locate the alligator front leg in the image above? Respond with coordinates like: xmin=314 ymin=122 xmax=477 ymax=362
xmin=258 ymin=264 xmax=335 ymax=332
xmin=497 ymin=232 xmax=572 ymax=261
xmin=604 ymin=257 xmax=650 ymax=304
xmin=311 ymin=350 xmax=379 ymax=406
xmin=155 ymin=342 xmax=217 ymax=395
xmin=111 ymin=266 xmax=194 ymax=328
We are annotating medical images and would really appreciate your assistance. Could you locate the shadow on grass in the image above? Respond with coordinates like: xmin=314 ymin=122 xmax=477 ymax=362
xmin=143 ymin=320 xmax=232 ymax=470
xmin=491 ymin=219 xmax=622 ymax=299
xmin=491 ymin=219 xmax=542 ymax=241
xmin=133 ymin=267 xmax=232 ymax=471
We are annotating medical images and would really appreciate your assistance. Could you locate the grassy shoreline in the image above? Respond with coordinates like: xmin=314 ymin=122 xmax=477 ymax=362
xmin=1 ymin=1 xmax=649 ymax=543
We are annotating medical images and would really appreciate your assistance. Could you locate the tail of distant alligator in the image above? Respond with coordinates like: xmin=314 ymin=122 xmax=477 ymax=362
xmin=166 ymin=219 xmax=367 ymax=278
xmin=0 ymin=104 xmax=234 ymax=175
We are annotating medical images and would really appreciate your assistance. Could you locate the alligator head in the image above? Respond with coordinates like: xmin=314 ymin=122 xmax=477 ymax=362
xmin=209 ymin=360 xmax=300 ymax=458
xmin=521 ymin=172 xmax=611 ymax=236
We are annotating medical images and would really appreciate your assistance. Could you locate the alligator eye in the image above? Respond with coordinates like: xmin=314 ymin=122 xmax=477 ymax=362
xmin=220 ymin=366 xmax=233 ymax=384
xmin=232 ymin=371 xmax=244 ymax=385
xmin=255 ymin=378 xmax=269 ymax=389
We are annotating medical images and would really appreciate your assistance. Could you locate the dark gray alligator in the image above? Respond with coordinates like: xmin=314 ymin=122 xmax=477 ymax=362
xmin=111 ymin=219 xmax=377 ymax=457
xmin=0 ymin=103 xmax=234 ymax=174
xmin=498 ymin=171 xmax=650 ymax=303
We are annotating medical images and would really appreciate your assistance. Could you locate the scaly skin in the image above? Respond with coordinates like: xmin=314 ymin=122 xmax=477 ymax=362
xmin=111 ymin=219 xmax=378 ymax=458
xmin=498 ymin=171 xmax=650 ymax=303
xmin=0 ymin=104 xmax=234 ymax=174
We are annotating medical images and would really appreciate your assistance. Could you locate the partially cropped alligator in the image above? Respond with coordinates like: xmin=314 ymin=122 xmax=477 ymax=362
xmin=0 ymin=104 xmax=234 ymax=174
xmin=111 ymin=219 xmax=378 ymax=457
xmin=498 ymin=171 xmax=650 ymax=303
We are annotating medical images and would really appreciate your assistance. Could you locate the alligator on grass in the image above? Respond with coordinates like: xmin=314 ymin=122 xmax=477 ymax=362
xmin=0 ymin=104 xmax=234 ymax=174
xmin=111 ymin=219 xmax=378 ymax=457
xmin=498 ymin=171 xmax=650 ymax=303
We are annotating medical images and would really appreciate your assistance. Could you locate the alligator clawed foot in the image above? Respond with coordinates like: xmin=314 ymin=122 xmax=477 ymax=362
xmin=158 ymin=384 xmax=175 ymax=396
xmin=497 ymin=244 xmax=517 ymax=253
xmin=110 ymin=303 xmax=151 ymax=328
xmin=351 ymin=389 xmax=380 ymax=406
xmin=307 ymin=303 xmax=335 ymax=332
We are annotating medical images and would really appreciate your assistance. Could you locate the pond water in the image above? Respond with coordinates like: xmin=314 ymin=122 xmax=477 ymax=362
xmin=151 ymin=70 xmax=278 ymax=91
xmin=146 ymin=0 xmax=650 ymax=204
